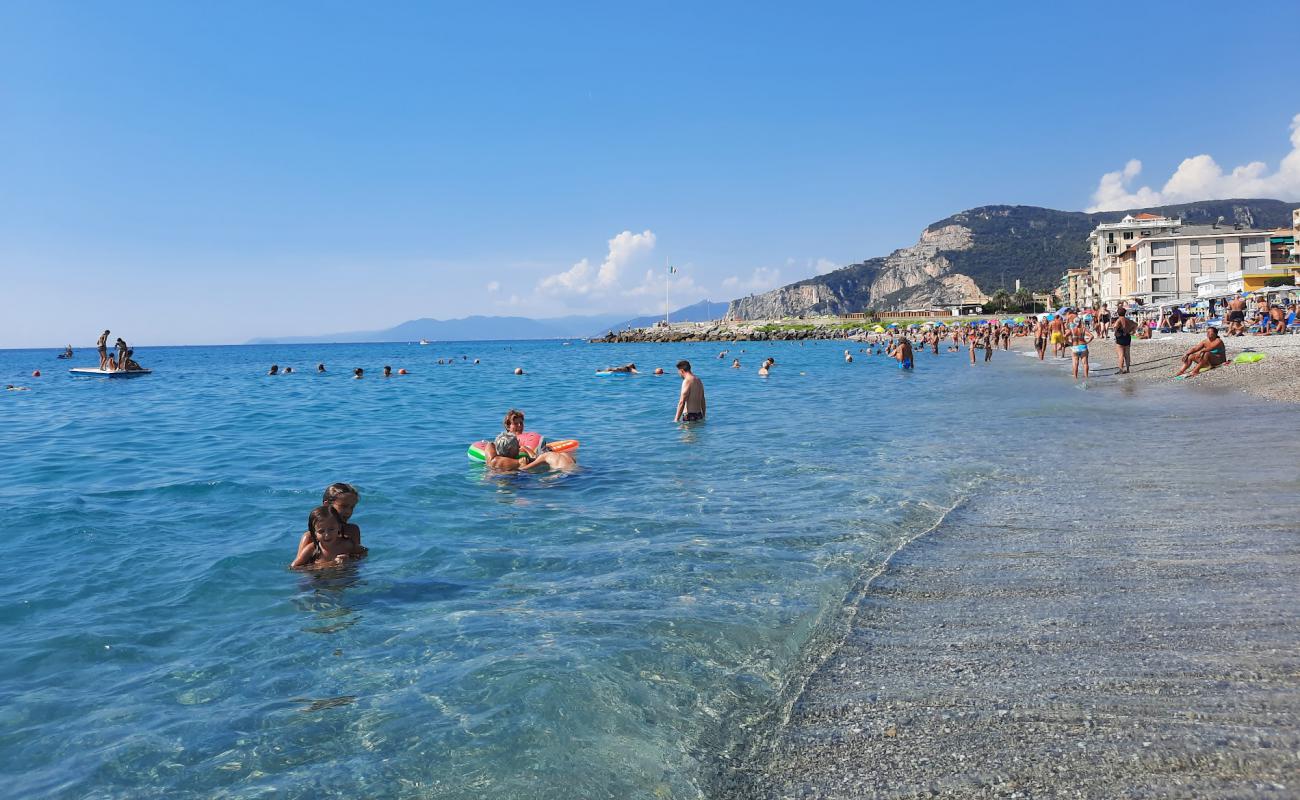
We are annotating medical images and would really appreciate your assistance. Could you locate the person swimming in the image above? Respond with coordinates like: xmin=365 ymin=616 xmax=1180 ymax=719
xmin=602 ymin=363 xmax=637 ymax=373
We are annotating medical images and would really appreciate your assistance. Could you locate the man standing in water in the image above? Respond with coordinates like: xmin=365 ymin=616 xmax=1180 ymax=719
xmin=96 ymin=329 xmax=110 ymax=370
xmin=674 ymin=360 xmax=706 ymax=422
xmin=895 ymin=337 xmax=914 ymax=369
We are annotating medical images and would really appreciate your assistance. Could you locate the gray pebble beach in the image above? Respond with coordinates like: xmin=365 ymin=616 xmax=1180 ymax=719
xmin=716 ymin=331 xmax=1300 ymax=799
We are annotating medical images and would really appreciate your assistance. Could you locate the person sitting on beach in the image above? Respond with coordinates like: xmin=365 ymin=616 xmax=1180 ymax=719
xmin=1256 ymin=304 xmax=1286 ymax=336
xmin=896 ymin=338 xmax=914 ymax=369
xmin=268 ymin=364 xmax=279 ymax=375
xmin=603 ymin=363 xmax=637 ymax=374
xmin=295 ymin=482 xmax=367 ymax=560
xmin=1174 ymin=327 xmax=1227 ymax=378
xmin=290 ymin=504 xmax=363 ymax=569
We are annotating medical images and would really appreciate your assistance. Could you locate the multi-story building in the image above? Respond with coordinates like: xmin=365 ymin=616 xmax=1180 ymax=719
xmin=1086 ymin=212 xmax=1182 ymax=307
xmin=1286 ymin=208 xmax=1300 ymax=283
xmin=1117 ymin=222 xmax=1276 ymax=300
xmin=1061 ymin=268 xmax=1091 ymax=308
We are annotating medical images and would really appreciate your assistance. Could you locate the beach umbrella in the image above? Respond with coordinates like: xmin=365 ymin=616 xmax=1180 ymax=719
xmin=887 ymin=323 xmax=899 ymax=328
xmin=1013 ymin=316 xmax=1026 ymax=323
xmin=871 ymin=326 xmax=885 ymax=333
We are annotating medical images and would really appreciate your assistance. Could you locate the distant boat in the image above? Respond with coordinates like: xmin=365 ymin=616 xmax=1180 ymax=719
xmin=419 ymin=339 xmax=431 ymax=345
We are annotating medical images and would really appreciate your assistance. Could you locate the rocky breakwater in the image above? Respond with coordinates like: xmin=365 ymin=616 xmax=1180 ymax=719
xmin=590 ymin=320 xmax=879 ymax=343
xmin=725 ymin=224 xmax=987 ymax=321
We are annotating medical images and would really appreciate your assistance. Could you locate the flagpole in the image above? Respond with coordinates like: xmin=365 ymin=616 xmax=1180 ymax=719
xmin=665 ymin=260 xmax=671 ymax=325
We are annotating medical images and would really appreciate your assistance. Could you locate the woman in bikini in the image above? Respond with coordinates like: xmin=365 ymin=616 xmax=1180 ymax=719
xmin=1069 ymin=322 xmax=1094 ymax=380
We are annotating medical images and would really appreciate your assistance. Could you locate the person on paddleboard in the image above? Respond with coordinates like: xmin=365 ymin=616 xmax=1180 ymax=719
xmin=97 ymin=330 xmax=110 ymax=370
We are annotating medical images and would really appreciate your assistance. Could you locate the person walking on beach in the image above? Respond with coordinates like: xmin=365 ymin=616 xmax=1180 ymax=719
xmin=96 ymin=329 xmax=110 ymax=370
xmin=674 ymin=360 xmax=706 ymax=422
xmin=1112 ymin=307 xmax=1137 ymax=374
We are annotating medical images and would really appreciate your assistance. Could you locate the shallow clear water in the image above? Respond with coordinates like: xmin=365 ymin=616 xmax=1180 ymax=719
xmin=0 ymin=339 xmax=1271 ymax=798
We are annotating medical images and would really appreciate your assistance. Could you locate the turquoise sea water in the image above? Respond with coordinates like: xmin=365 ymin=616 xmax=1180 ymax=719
xmin=0 ymin=339 xmax=1279 ymax=798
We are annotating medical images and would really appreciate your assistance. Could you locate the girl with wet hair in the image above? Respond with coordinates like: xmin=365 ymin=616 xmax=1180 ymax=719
xmin=290 ymin=505 xmax=359 ymax=569
xmin=293 ymin=483 xmax=367 ymax=565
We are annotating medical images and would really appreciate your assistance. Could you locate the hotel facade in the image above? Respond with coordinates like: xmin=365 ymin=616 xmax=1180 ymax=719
xmin=1081 ymin=210 xmax=1298 ymax=307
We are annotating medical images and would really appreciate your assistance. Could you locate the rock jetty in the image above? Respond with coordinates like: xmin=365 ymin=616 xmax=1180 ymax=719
xmin=590 ymin=319 xmax=884 ymax=343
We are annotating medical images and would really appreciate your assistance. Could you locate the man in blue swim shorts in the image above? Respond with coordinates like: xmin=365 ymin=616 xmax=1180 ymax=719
xmin=895 ymin=337 xmax=914 ymax=369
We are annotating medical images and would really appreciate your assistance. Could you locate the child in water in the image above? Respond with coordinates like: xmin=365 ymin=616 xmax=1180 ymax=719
xmin=291 ymin=504 xmax=365 ymax=569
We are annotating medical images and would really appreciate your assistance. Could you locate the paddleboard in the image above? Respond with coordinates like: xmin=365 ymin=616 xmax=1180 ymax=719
xmin=467 ymin=432 xmax=579 ymax=462
xmin=69 ymin=368 xmax=152 ymax=378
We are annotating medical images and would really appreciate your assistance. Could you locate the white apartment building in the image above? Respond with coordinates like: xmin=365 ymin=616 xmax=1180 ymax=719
xmin=1086 ymin=212 xmax=1181 ymax=306
xmin=1124 ymin=224 xmax=1273 ymax=301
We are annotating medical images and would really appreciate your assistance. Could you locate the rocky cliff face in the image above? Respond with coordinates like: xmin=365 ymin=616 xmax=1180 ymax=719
xmin=725 ymin=224 xmax=986 ymax=320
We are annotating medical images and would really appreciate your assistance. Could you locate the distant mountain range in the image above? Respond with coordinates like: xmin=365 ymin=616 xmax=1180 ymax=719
xmin=248 ymin=313 xmax=631 ymax=344
xmin=726 ymin=198 xmax=1296 ymax=319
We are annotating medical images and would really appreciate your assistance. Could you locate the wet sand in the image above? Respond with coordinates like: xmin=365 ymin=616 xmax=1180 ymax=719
xmin=717 ymin=350 xmax=1300 ymax=799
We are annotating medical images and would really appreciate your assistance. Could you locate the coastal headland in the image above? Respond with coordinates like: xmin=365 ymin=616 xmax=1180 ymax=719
xmin=591 ymin=318 xmax=927 ymax=344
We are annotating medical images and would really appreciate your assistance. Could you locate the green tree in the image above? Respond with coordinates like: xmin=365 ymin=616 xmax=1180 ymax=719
xmin=990 ymin=289 xmax=1011 ymax=312
xmin=1011 ymin=288 xmax=1032 ymax=312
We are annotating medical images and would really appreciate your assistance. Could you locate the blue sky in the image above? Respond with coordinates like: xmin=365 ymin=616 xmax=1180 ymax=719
xmin=2 ymin=1 xmax=1298 ymax=346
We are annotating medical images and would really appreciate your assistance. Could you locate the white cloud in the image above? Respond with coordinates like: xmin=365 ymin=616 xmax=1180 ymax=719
xmin=1086 ymin=113 xmax=1300 ymax=212
xmin=722 ymin=266 xmax=782 ymax=293
xmin=538 ymin=230 xmax=657 ymax=296
xmin=813 ymin=258 xmax=838 ymax=275
xmin=486 ymin=280 xmax=501 ymax=293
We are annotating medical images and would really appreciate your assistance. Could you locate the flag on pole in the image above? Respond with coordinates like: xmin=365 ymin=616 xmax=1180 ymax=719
xmin=668 ymin=265 xmax=677 ymax=274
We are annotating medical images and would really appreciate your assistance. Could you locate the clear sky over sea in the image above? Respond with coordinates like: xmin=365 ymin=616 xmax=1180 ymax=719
xmin=2 ymin=1 xmax=1298 ymax=346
